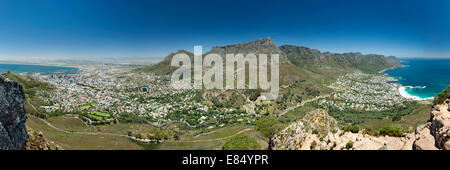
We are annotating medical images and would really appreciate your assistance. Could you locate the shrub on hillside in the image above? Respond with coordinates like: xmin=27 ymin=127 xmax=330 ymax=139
xmin=254 ymin=117 xmax=282 ymax=139
xmin=222 ymin=134 xmax=261 ymax=150
xmin=310 ymin=141 xmax=317 ymax=150
xmin=312 ymin=129 xmax=319 ymax=134
xmin=392 ymin=115 xmax=401 ymax=122
xmin=345 ymin=141 xmax=354 ymax=149
xmin=362 ymin=128 xmax=380 ymax=137
xmin=343 ymin=124 xmax=360 ymax=133
xmin=434 ymin=85 xmax=450 ymax=105
xmin=379 ymin=126 xmax=405 ymax=137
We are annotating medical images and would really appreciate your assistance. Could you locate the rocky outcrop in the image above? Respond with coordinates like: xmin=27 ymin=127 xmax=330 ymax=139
xmin=26 ymin=127 xmax=62 ymax=150
xmin=272 ymin=109 xmax=414 ymax=150
xmin=0 ymin=75 xmax=28 ymax=150
xmin=413 ymin=100 xmax=450 ymax=150
xmin=413 ymin=123 xmax=438 ymax=150
xmin=274 ymin=99 xmax=450 ymax=150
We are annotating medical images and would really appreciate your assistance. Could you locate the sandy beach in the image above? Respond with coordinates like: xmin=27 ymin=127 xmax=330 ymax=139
xmin=398 ymin=86 xmax=433 ymax=101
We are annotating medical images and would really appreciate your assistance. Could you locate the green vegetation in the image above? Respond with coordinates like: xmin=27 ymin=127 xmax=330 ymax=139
xmin=362 ymin=126 xmax=407 ymax=137
xmin=130 ymin=128 xmax=176 ymax=141
xmin=245 ymin=89 xmax=262 ymax=101
xmin=392 ymin=115 xmax=401 ymax=122
xmin=135 ymin=63 xmax=179 ymax=75
xmin=345 ymin=141 xmax=354 ymax=149
xmin=118 ymin=112 xmax=149 ymax=123
xmin=360 ymin=103 xmax=431 ymax=130
xmin=77 ymin=111 xmax=115 ymax=125
xmin=254 ymin=116 xmax=282 ymax=148
xmin=278 ymin=102 xmax=316 ymax=126
xmin=342 ymin=124 xmax=360 ymax=133
xmin=379 ymin=126 xmax=406 ymax=137
xmin=26 ymin=116 xmax=143 ymax=150
xmin=254 ymin=117 xmax=282 ymax=139
xmin=222 ymin=134 xmax=260 ymax=150
xmin=280 ymin=45 xmax=399 ymax=75
xmin=328 ymin=101 xmax=423 ymax=125
xmin=91 ymin=111 xmax=111 ymax=118
xmin=310 ymin=141 xmax=317 ymax=150
xmin=433 ymin=85 xmax=450 ymax=105
xmin=132 ymin=123 xmax=266 ymax=150
xmin=312 ymin=129 xmax=319 ymax=134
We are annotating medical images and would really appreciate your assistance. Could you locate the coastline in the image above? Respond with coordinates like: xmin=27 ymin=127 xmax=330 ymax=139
xmin=0 ymin=62 xmax=82 ymax=70
xmin=397 ymin=86 xmax=433 ymax=101
xmin=379 ymin=64 xmax=404 ymax=74
xmin=0 ymin=63 xmax=81 ymax=75
xmin=381 ymin=65 xmax=433 ymax=101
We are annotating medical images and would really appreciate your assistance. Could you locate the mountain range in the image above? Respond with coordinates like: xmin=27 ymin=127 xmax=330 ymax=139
xmin=136 ymin=37 xmax=400 ymax=113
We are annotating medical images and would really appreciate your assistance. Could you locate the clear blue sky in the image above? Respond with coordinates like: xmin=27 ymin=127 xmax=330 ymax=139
xmin=0 ymin=0 xmax=449 ymax=61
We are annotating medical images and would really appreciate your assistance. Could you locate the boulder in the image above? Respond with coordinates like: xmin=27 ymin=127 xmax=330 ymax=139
xmin=413 ymin=123 xmax=438 ymax=150
xmin=429 ymin=102 xmax=450 ymax=150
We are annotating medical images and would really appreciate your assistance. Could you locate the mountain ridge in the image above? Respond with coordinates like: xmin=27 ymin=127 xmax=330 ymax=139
xmin=135 ymin=37 xmax=400 ymax=113
xmin=138 ymin=37 xmax=399 ymax=75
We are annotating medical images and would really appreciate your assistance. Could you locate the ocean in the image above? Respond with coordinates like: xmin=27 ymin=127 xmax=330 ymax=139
xmin=0 ymin=63 xmax=79 ymax=75
xmin=383 ymin=58 xmax=450 ymax=100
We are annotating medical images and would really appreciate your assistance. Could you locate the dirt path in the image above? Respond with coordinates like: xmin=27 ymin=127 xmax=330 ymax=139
xmin=27 ymin=98 xmax=39 ymax=112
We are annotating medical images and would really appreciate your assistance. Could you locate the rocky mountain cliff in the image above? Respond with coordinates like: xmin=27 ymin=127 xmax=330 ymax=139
xmin=210 ymin=37 xmax=279 ymax=54
xmin=137 ymin=37 xmax=398 ymax=75
xmin=208 ymin=37 xmax=288 ymax=62
xmin=279 ymin=45 xmax=400 ymax=74
xmin=414 ymin=99 xmax=450 ymax=150
xmin=0 ymin=75 xmax=28 ymax=150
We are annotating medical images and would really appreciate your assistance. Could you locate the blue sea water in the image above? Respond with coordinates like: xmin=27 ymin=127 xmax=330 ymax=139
xmin=383 ymin=59 xmax=450 ymax=99
xmin=0 ymin=63 xmax=79 ymax=75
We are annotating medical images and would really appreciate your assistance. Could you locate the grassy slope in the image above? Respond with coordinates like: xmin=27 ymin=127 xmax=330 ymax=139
xmin=360 ymin=103 xmax=432 ymax=131
xmin=26 ymin=116 xmax=144 ymax=150
xmin=26 ymin=114 xmax=267 ymax=150
xmin=133 ymin=123 xmax=267 ymax=150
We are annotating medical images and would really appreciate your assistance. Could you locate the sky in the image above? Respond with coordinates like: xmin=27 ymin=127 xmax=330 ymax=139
xmin=0 ymin=0 xmax=449 ymax=62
